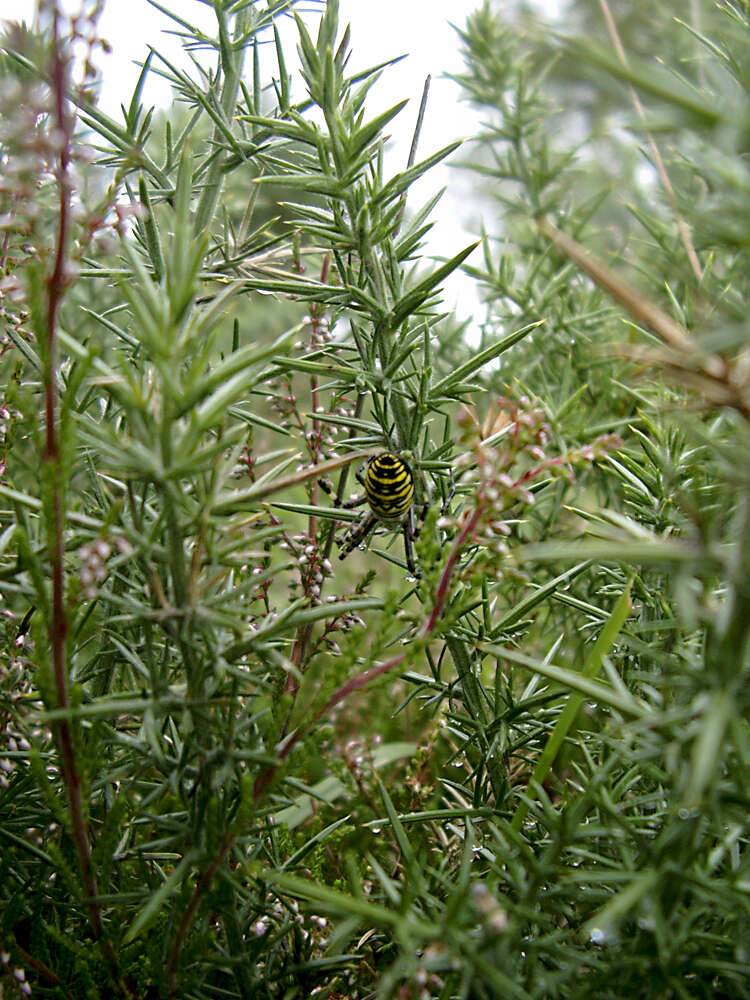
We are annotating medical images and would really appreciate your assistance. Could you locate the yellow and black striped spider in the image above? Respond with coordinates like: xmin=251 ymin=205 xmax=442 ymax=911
xmin=333 ymin=452 xmax=428 ymax=576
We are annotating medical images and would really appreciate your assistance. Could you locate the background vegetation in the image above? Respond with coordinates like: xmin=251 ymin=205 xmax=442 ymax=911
xmin=0 ymin=0 xmax=748 ymax=997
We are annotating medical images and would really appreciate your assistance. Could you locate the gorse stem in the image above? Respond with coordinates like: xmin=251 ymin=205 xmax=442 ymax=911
xmin=194 ymin=6 xmax=252 ymax=235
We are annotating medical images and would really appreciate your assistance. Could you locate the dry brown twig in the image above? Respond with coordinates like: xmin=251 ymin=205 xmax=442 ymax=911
xmin=598 ymin=0 xmax=703 ymax=283
xmin=536 ymin=217 xmax=750 ymax=420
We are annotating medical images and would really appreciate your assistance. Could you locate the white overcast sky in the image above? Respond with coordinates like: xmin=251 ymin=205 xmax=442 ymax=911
xmin=2 ymin=1 xmax=508 ymax=324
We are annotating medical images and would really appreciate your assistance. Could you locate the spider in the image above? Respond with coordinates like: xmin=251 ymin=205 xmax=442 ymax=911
xmin=329 ymin=452 xmax=428 ymax=576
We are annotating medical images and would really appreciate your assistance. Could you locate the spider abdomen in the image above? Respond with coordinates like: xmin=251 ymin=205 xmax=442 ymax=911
xmin=364 ymin=452 xmax=414 ymax=526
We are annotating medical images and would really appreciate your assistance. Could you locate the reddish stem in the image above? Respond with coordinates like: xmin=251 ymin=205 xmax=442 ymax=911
xmin=258 ymin=504 xmax=485 ymax=799
xmin=422 ymin=504 xmax=484 ymax=635
xmin=513 ymin=453 xmax=568 ymax=488
xmin=13 ymin=943 xmax=76 ymax=1000
xmin=254 ymin=647 xmax=408 ymax=802
xmin=167 ymin=834 xmax=234 ymax=995
xmin=45 ymin=10 xmax=116 ymax=978
xmin=286 ymin=254 xmax=333 ymax=691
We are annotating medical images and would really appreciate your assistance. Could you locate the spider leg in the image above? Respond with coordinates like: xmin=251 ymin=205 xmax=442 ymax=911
xmin=341 ymin=493 xmax=368 ymax=510
xmin=354 ymin=463 xmax=367 ymax=488
xmin=318 ymin=476 xmax=335 ymax=498
xmin=441 ymin=469 xmax=456 ymax=514
xmin=318 ymin=475 xmax=369 ymax=511
xmin=411 ymin=498 xmax=429 ymax=540
xmin=338 ymin=511 xmax=377 ymax=560
xmin=402 ymin=518 xmax=419 ymax=577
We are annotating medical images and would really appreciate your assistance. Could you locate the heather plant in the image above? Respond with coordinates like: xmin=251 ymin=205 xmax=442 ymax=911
xmin=1 ymin=0 xmax=749 ymax=998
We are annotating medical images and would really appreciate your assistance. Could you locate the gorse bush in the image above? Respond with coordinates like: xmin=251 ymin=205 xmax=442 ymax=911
xmin=0 ymin=0 xmax=748 ymax=998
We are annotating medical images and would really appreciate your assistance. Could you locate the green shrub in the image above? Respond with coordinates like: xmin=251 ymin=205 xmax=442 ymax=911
xmin=0 ymin=1 xmax=748 ymax=997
